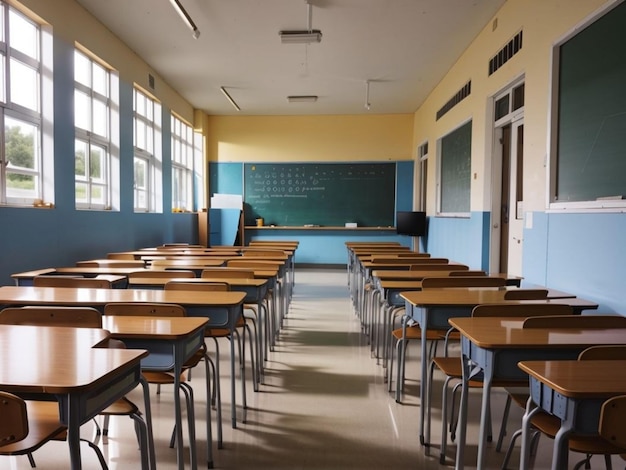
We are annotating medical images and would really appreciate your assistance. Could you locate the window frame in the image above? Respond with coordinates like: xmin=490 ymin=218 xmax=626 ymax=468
xmin=170 ymin=113 xmax=194 ymax=212
xmin=133 ymin=86 xmax=162 ymax=213
xmin=0 ymin=4 xmax=48 ymax=207
xmin=74 ymin=47 xmax=116 ymax=210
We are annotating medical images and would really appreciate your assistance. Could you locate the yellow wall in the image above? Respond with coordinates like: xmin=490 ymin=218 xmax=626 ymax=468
xmin=411 ymin=0 xmax=610 ymax=214
xmin=205 ymin=114 xmax=414 ymax=162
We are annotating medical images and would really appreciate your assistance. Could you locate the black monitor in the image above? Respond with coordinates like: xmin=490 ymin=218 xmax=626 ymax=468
xmin=396 ymin=211 xmax=426 ymax=236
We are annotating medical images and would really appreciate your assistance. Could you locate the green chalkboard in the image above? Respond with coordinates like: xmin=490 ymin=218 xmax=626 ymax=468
xmin=440 ymin=121 xmax=472 ymax=213
xmin=556 ymin=2 xmax=626 ymax=202
xmin=244 ymin=162 xmax=396 ymax=227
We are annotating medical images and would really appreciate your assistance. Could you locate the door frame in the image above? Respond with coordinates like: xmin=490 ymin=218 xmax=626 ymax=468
xmin=489 ymin=76 xmax=525 ymax=275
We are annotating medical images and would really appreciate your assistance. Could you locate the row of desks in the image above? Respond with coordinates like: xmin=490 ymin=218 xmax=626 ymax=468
xmin=1 ymin=241 xmax=300 ymax=469
xmin=345 ymin=242 xmax=625 ymax=470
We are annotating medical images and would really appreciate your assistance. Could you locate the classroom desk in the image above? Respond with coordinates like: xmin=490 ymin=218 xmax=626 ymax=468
xmin=12 ymin=267 xmax=158 ymax=287
xmin=0 ymin=324 xmax=149 ymax=470
xmin=518 ymin=359 xmax=626 ymax=470
xmin=103 ymin=315 xmax=209 ymax=470
xmin=400 ymin=290 xmax=599 ymax=452
xmin=0 ymin=286 xmax=246 ymax=436
xmin=126 ymin=276 xmax=270 ymax=385
xmin=449 ymin=317 xmax=622 ymax=470
xmin=364 ymin=272 xmax=523 ymax=362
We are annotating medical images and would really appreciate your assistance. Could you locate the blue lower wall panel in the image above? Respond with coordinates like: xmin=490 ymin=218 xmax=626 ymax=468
xmin=523 ymin=211 xmax=626 ymax=314
xmin=423 ymin=212 xmax=491 ymax=271
xmin=244 ymin=229 xmax=412 ymax=264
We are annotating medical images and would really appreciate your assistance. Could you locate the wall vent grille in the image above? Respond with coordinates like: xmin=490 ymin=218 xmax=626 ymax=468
xmin=488 ymin=30 xmax=523 ymax=76
xmin=436 ymin=81 xmax=471 ymax=121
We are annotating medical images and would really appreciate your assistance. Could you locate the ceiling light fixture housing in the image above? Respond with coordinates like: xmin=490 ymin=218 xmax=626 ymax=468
xmin=279 ymin=30 xmax=322 ymax=44
xmin=279 ymin=1 xmax=322 ymax=44
xmin=287 ymin=95 xmax=318 ymax=103
xmin=169 ymin=0 xmax=200 ymax=39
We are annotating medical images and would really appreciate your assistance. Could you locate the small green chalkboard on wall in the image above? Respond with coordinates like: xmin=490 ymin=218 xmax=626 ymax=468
xmin=243 ymin=162 xmax=396 ymax=227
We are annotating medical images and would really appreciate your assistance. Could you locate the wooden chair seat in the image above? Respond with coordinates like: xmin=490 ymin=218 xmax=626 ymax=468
xmin=0 ymin=400 xmax=66 ymax=455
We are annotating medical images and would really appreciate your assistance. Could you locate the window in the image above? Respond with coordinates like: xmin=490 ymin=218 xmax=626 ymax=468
xmin=74 ymin=48 xmax=118 ymax=210
xmin=133 ymin=87 xmax=162 ymax=212
xmin=171 ymin=114 xmax=194 ymax=212
xmin=0 ymin=5 xmax=45 ymax=206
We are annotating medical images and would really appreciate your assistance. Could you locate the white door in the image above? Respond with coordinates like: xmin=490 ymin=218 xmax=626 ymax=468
xmin=490 ymin=80 xmax=525 ymax=276
xmin=505 ymin=117 xmax=524 ymax=276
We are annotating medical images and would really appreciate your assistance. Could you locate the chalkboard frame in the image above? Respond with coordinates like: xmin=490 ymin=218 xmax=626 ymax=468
xmin=437 ymin=120 xmax=472 ymax=216
xmin=242 ymin=162 xmax=397 ymax=227
xmin=549 ymin=0 xmax=626 ymax=210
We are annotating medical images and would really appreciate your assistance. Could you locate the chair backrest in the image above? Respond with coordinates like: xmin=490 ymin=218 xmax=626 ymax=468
xmin=599 ymin=395 xmax=626 ymax=449
xmin=449 ymin=270 xmax=487 ymax=277
xmin=523 ymin=315 xmax=626 ymax=329
xmin=33 ymin=276 xmax=112 ymax=289
xmin=241 ymin=249 xmax=286 ymax=258
xmin=164 ymin=281 xmax=230 ymax=292
xmin=472 ymin=303 xmax=573 ymax=318
xmin=371 ymin=257 xmax=449 ymax=264
xmin=421 ymin=276 xmax=506 ymax=288
xmin=0 ymin=392 xmax=29 ymax=447
xmin=578 ymin=345 xmax=626 ymax=361
xmin=503 ymin=289 xmax=549 ymax=300
xmin=0 ymin=306 xmax=103 ymax=328
xmin=226 ymin=260 xmax=281 ymax=269
xmin=410 ymin=264 xmax=469 ymax=271
xmin=104 ymin=302 xmax=186 ymax=317
xmin=201 ymin=268 xmax=255 ymax=279
xmin=128 ymin=269 xmax=195 ymax=279
xmin=106 ymin=253 xmax=136 ymax=260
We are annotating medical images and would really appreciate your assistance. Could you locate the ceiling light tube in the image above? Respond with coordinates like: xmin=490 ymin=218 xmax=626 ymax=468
xmin=287 ymin=95 xmax=318 ymax=103
xmin=279 ymin=30 xmax=322 ymax=44
xmin=221 ymin=87 xmax=241 ymax=111
xmin=169 ymin=0 xmax=200 ymax=39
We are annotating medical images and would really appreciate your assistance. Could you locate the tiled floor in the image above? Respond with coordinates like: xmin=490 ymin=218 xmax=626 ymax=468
xmin=5 ymin=268 xmax=623 ymax=469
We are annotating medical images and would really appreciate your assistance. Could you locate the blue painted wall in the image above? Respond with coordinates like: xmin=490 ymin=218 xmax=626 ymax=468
xmin=0 ymin=36 xmax=197 ymax=285
xmin=523 ymin=212 xmax=626 ymax=314
xmin=423 ymin=212 xmax=491 ymax=271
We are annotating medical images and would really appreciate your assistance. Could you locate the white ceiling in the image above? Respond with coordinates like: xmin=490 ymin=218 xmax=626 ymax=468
xmin=74 ymin=0 xmax=507 ymax=116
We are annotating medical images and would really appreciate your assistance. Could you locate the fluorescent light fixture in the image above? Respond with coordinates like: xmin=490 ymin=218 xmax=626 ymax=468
xmin=279 ymin=30 xmax=322 ymax=44
xmin=287 ymin=95 xmax=318 ymax=103
xmin=220 ymin=87 xmax=241 ymax=111
xmin=169 ymin=0 xmax=200 ymax=39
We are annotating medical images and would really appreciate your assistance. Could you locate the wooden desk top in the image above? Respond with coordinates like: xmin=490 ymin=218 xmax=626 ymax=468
xmin=379 ymin=281 xmax=572 ymax=299
xmin=150 ymin=259 xmax=227 ymax=268
xmin=58 ymin=267 xmax=154 ymax=275
xmin=518 ymin=360 xmax=626 ymax=398
xmin=103 ymin=316 xmax=208 ymax=340
xmin=0 ymin=324 xmax=147 ymax=393
xmin=401 ymin=289 xmax=597 ymax=310
xmin=375 ymin=271 xmax=520 ymax=281
xmin=0 ymin=286 xmax=246 ymax=308
xmin=449 ymin=317 xmax=626 ymax=349
xmin=127 ymin=277 xmax=267 ymax=288
xmin=200 ymin=267 xmax=279 ymax=278
xmin=76 ymin=259 xmax=145 ymax=267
